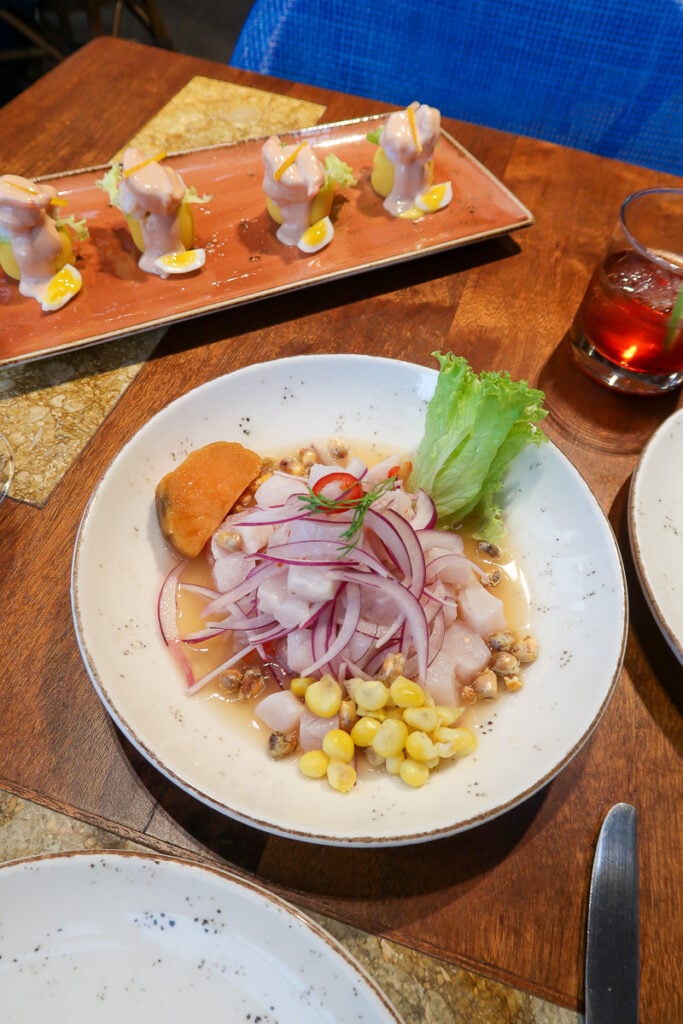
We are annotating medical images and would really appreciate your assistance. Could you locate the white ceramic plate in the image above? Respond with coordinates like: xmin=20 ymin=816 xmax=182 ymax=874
xmin=72 ymin=354 xmax=627 ymax=846
xmin=628 ymin=407 xmax=683 ymax=664
xmin=0 ymin=851 xmax=402 ymax=1022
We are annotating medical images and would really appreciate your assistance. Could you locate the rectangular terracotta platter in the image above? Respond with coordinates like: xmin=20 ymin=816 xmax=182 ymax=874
xmin=0 ymin=116 xmax=533 ymax=366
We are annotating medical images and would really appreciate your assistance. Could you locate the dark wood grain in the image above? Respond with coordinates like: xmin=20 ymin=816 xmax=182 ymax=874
xmin=1 ymin=37 xmax=682 ymax=1018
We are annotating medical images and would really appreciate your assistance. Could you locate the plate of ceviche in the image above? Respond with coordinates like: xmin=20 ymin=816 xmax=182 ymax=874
xmin=71 ymin=353 xmax=627 ymax=846
xmin=0 ymin=851 xmax=403 ymax=1022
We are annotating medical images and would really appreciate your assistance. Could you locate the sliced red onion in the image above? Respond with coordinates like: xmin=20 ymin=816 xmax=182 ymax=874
xmin=301 ymin=582 xmax=362 ymax=676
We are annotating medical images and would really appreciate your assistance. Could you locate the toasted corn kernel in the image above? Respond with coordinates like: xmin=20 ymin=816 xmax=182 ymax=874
xmin=390 ymin=675 xmax=425 ymax=708
xmin=490 ymin=651 xmax=520 ymax=676
xmin=403 ymin=706 xmax=439 ymax=733
xmin=350 ymin=716 xmax=381 ymax=748
xmin=291 ymin=675 xmax=315 ymax=698
xmin=304 ymin=674 xmax=342 ymax=717
xmin=461 ymin=685 xmax=477 ymax=705
xmin=405 ymin=730 xmax=438 ymax=763
xmin=327 ymin=761 xmax=356 ymax=792
xmin=512 ymin=635 xmax=539 ymax=664
xmin=279 ymin=455 xmax=305 ymax=475
xmin=471 ymin=669 xmax=498 ymax=701
xmin=372 ymin=718 xmax=409 ymax=759
xmin=268 ymin=730 xmax=298 ymax=759
xmin=503 ymin=674 xmax=523 ymax=692
xmin=339 ymin=698 xmax=358 ymax=731
xmin=377 ymin=653 xmax=405 ymax=683
xmin=486 ymin=630 xmax=515 ymax=652
xmin=322 ymin=728 xmax=355 ymax=763
xmin=299 ymin=749 xmax=329 ymax=778
xmin=298 ymin=446 xmax=317 ymax=467
xmin=399 ymin=758 xmax=430 ymax=788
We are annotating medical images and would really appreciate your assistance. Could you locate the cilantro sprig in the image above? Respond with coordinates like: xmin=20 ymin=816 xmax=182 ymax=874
xmin=297 ymin=476 xmax=397 ymax=554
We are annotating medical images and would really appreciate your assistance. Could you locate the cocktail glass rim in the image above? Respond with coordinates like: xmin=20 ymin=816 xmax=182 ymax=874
xmin=619 ymin=187 xmax=683 ymax=276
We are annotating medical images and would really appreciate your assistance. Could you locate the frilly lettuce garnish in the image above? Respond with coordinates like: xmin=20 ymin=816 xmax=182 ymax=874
xmin=96 ymin=162 xmax=211 ymax=209
xmin=55 ymin=213 xmax=89 ymax=241
xmin=366 ymin=129 xmax=382 ymax=145
xmin=409 ymin=351 xmax=548 ymax=543
xmin=323 ymin=154 xmax=357 ymax=188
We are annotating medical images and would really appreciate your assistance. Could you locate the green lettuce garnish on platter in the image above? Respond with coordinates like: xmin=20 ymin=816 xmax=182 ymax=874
xmin=323 ymin=154 xmax=357 ymax=189
xmin=409 ymin=352 xmax=548 ymax=543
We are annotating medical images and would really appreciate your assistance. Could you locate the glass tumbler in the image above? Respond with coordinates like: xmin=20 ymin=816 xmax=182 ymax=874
xmin=568 ymin=188 xmax=683 ymax=395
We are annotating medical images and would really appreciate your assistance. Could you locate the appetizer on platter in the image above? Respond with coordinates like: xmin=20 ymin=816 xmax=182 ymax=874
xmin=155 ymin=354 xmax=547 ymax=791
xmin=98 ymin=148 xmax=208 ymax=278
xmin=262 ymin=136 xmax=356 ymax=253
xmin=370 ymin=102 xmax=453 ymax=219
xmin=0 ymin=173 xmax=86 ymax=312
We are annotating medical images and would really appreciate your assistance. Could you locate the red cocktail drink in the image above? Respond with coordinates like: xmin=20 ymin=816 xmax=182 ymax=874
xmin=569 ymin=189 xmax=683 ymax=394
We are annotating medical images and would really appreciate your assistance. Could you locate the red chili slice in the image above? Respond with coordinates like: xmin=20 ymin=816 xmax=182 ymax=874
xmin=312 ymin=471 xmax=364 ymax=509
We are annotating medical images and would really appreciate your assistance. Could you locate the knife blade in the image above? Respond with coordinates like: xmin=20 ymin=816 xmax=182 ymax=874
xmin=585 ymin=803 xmax=639 ymax=1023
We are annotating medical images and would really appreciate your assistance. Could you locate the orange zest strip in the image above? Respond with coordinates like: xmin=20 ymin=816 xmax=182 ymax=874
xmin=274 ymin=142 xmax=306 ymax=181
xmin=5 ymin=180 xmax=41 ymax=197
xmin=407 ymin=105 xmax=422 ymax=153
xmin=50 ymin=196 xmax=67 ymax=207
xmin=123 ymin=152 xmax=167 ymax=177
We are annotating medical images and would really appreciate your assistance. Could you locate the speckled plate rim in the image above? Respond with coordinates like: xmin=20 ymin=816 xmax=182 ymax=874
xmin=628 ymin=407 xmax=683 ymax=664
xmin=71 ymin=354 xmax=628 ymax=847
xmin=0 ymin=849 xmax=403 ymax=1022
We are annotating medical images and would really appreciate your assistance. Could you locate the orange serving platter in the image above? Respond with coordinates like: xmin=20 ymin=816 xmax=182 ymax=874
xmin=0 ymin=117 xmax=533 ymax=366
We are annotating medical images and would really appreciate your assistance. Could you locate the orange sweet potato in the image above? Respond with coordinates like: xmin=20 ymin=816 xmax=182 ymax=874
xmin=156 ymin=441 xmax=261 ymax=557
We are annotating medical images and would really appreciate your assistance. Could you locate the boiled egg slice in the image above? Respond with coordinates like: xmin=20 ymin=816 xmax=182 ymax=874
xmin=297 ymin=216 xmax=334 ymax=254
xmin=415 ymin=181 xmax=453 ymax=213
xmin=40 ymin=263 xmax=82 ymax=312
xmin=154 ymin=248 xmax=206 ymax=275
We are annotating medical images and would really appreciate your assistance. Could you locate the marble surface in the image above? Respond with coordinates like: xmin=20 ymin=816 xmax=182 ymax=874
xmin=0 ymin=790 xmax=579 ymax=1023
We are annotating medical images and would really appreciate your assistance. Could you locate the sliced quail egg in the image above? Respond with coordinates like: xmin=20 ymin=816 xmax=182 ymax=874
xmin=40 ymin=263 xmax=82 ymax=311
xmin=415 ymin=181 xmax=453 ymax=213
xmin=153 ymin=248 xmax=206 ymax=275
xmin=297 ymin=216 xmax=334 ymax=254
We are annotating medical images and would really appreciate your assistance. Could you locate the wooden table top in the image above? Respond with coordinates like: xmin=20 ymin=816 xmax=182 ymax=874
xmin=2 ymin=37 xmax=681 ymax=1018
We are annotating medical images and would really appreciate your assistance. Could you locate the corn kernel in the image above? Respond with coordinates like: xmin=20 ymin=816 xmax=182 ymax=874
xmin=304 ymin=674 xmax=342 ymax=717
xmin=291 ymin=675 xmax=315 ymax=698
xmin=298 ymin=749 xmax=329 ymax=778
xmin=389 ymin=675 xmax=425 ymax=708
xmin=364 ymin=748 xmax=385 ymax=769
xmin=433 ymin=726 xmax=478 ymax=758
xmin=435 ymin=705 xmax=465 ymax=726
xmin=385 ymin=753 xmax=405 ymax=775
xmin=327 ymin=761 xmax=356 ymax=792
xmin=322 ymin=728 xmax=355 ymax=763
xmin=372 ymin=718 xmax=409 ymax=759
xmin=350 ymin=678 xmax=389 ymax=712
xmin=403 ymin=706 xmax=439 ymax=733
xmin=405 ymin=730 xmax=438 ymax=763
xmin=350 ymin=716 xmax=381 ymax=747
xmin=399 ymin=758 xmax=430 ymax=788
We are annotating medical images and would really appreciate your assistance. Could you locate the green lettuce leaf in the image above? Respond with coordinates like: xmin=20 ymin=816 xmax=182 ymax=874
xmin=323 ymin=154 xmax=357 ymax=188
xmin=408 ymin=352 xmax=548 ymax=542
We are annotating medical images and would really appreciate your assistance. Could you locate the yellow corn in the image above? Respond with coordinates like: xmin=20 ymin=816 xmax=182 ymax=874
xmin=389 ymin=675 xmax=425 ymax=708
xmin=350 ymin=678 xmax=389 ymax=712
xmin=365 ymin=748 xmax=385 ymax=769
xmin=298 ymin=749 xmax=329 ymax=778
xmin=405 ymin=730 xmax=438 ymax=763
xmin=399 ymin=758 xmax=430 ymax=788
xmin=385 ymin=753 xmax=405 ymax=776
xmin=304 ymin=674 xmax=342 ymax=717
xmin=435 ymin=705 xmax=465 ymax=726
xmin=350 ymin=716 xmax=381 ymax=748
xmin=291 ymin=675 xmax=315 ymax=698
xmin=372 ymin=718 xmax=409 ymax=759
xmin=322 ymin=728 xmax=355 ymax=763
xmin=403 ymin=706 xmax=439 ymax=733
xmin=433 ymin=726 xmax=478 ymax=758
xmin=327 ymin=761 xmax=356 ymax=793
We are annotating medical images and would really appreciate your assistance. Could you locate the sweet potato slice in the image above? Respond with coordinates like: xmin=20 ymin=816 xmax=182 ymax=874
xmin=156 ymin=441 xmax=261 ymax=557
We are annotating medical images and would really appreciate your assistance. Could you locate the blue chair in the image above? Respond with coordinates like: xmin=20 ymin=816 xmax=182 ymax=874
xmin=231 ymin=0 xmax=683 ymax=176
